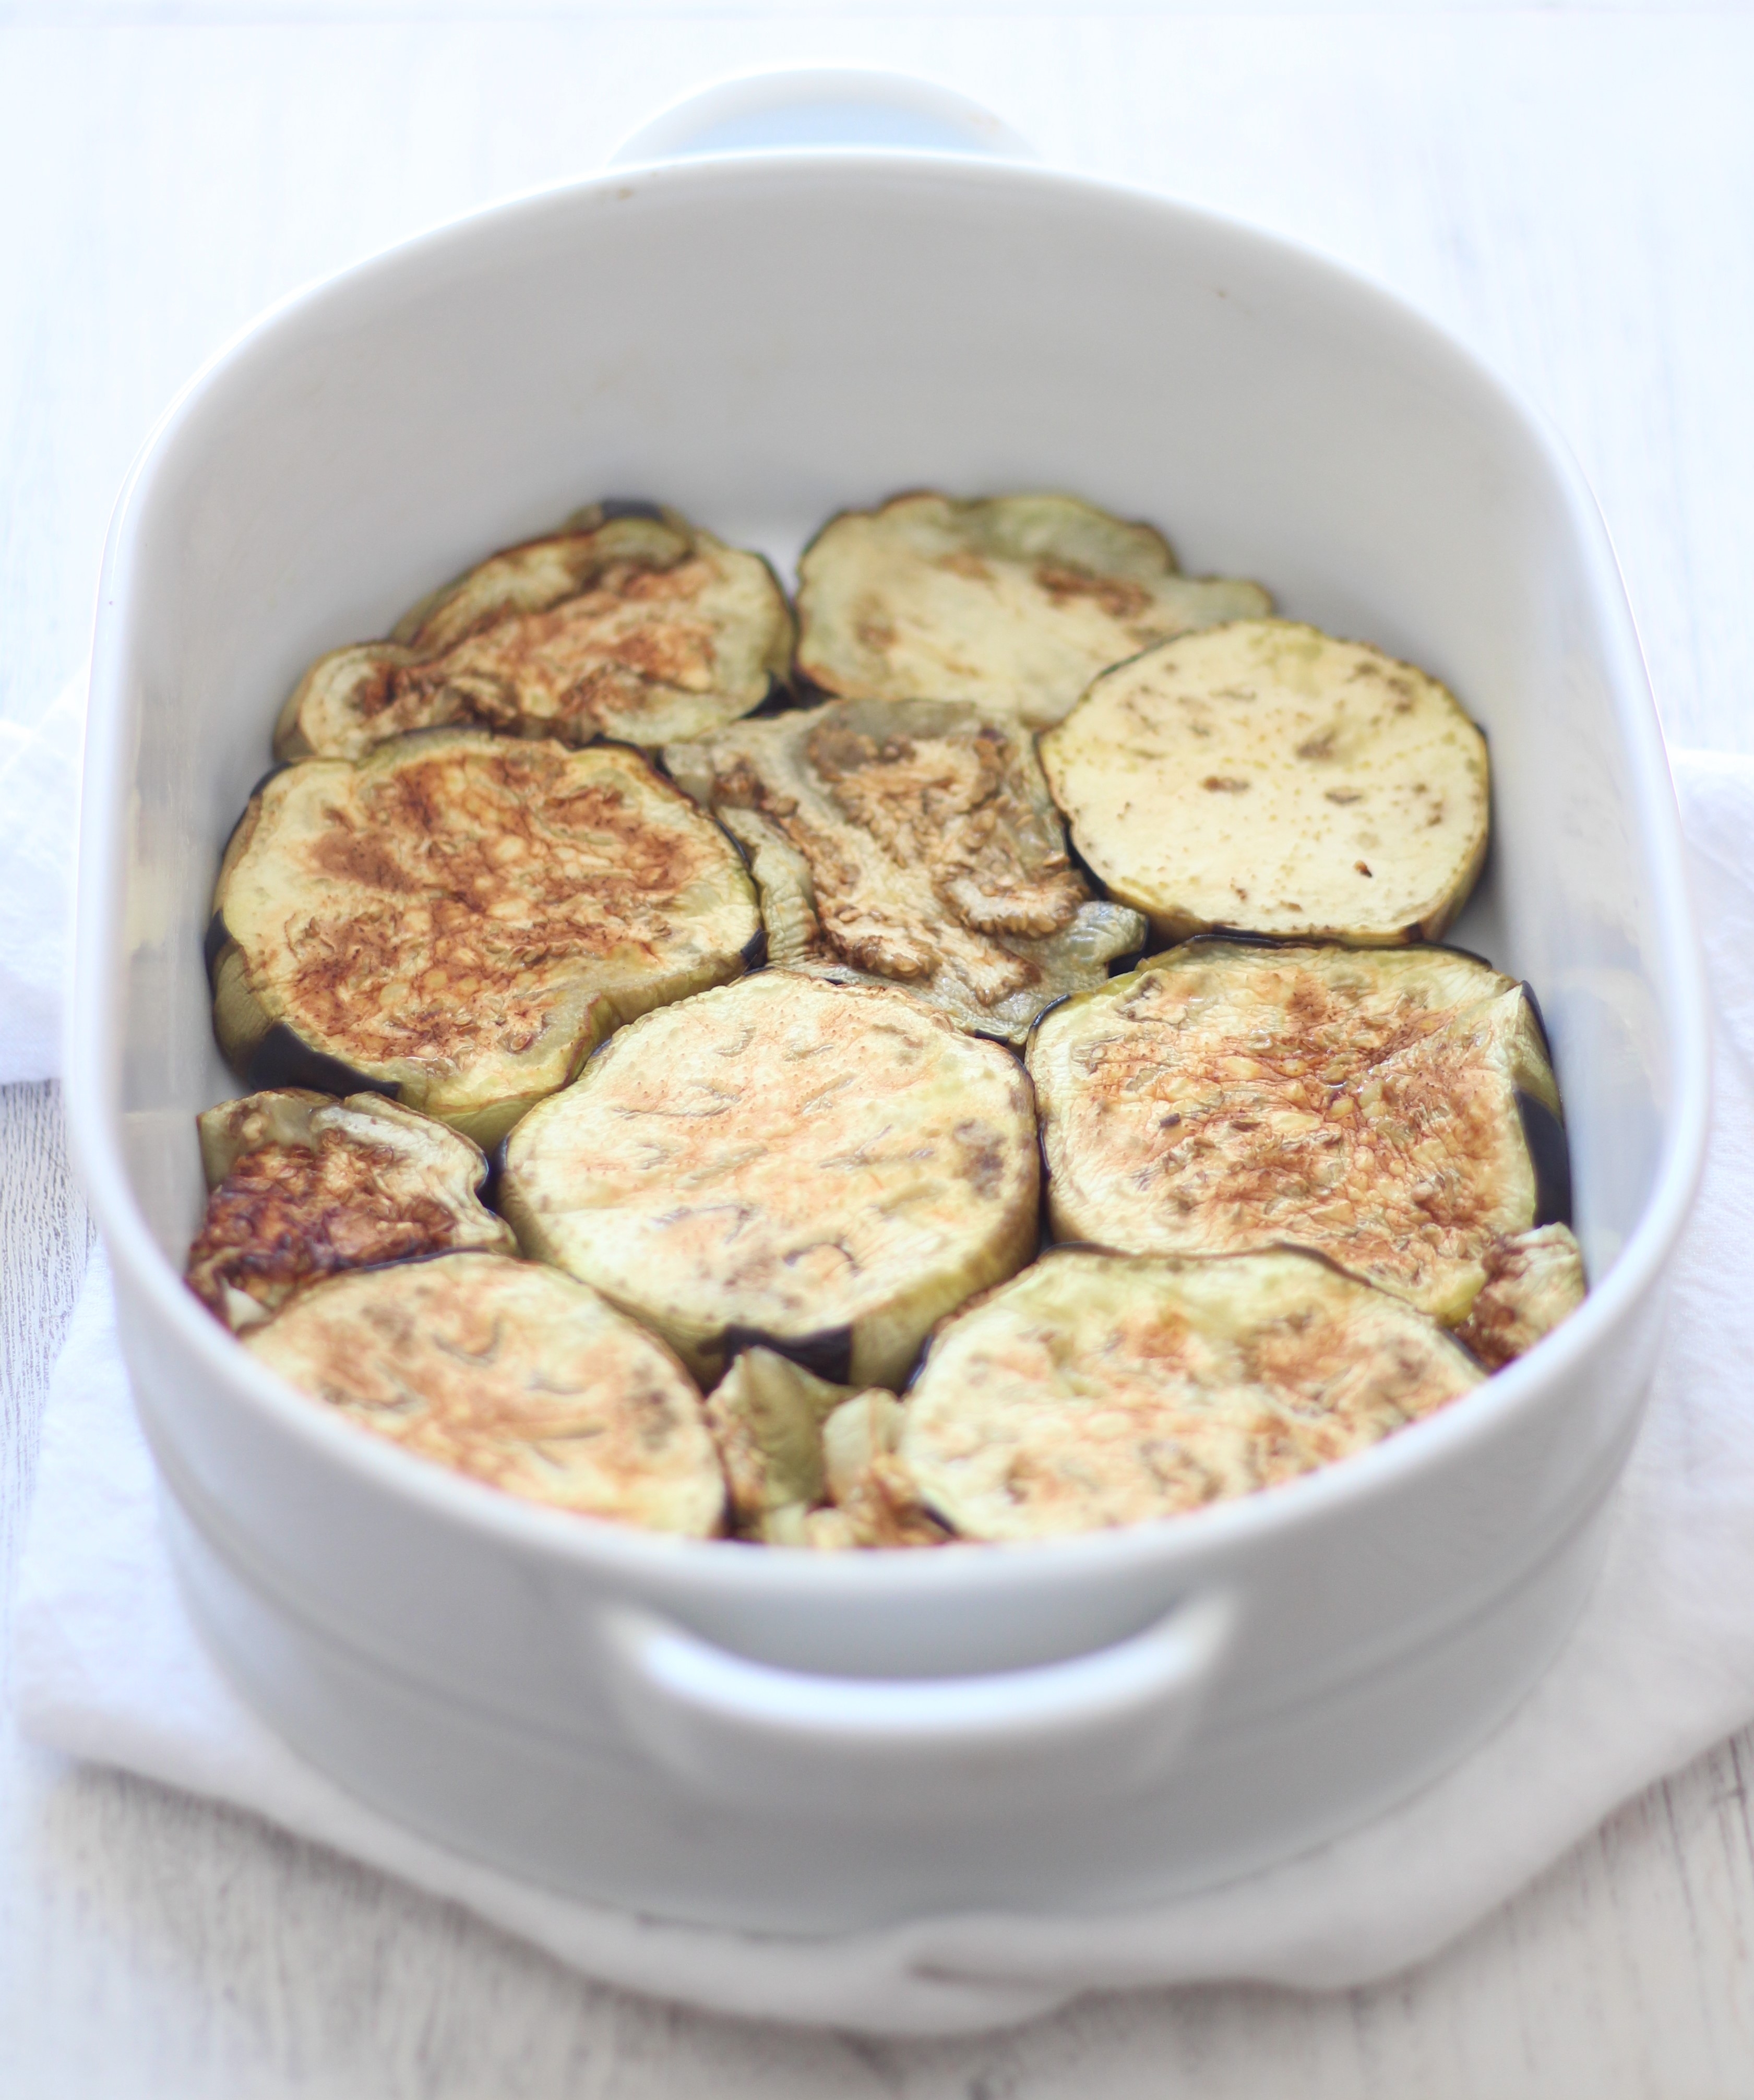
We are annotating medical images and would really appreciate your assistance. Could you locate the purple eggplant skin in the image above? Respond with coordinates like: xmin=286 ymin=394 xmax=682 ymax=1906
xmin=1518 ymin=1089 xmax=1574 ymax=1227
xmin=247 ymin=1022 xmax=400 ymax=1105
xmin=720 ymin=1323 xmax=855 ymax=1389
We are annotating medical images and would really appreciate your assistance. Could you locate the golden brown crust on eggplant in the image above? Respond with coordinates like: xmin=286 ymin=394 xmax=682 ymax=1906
xmin=901 ymin=1246 xmax=1483 ymax=1541
xmin=1039 ymin=619 xmax=1490 ymax=944
xmin=498 ymin=971 xmax=1040 ymax=1389
xmin=212 ymin=732 xmax=760 ymax=1145
xmin=275 ymin=512 xmax=794 ymax=760
xmin=795 ymin=491 xmax=1269 ymax=730
xmin=664 ymin=699 xmax=1144 ymax=1040
xmin=1452 ymin=1223 xmax=1588 ymax=1368
xmin=1028 ymin=942 xmax=1563 ymax=1324
xmin=186 ymin=1091 xmax=515 ymax=1330
xmin=244 ymin=1252 xmax=726 ymax=1534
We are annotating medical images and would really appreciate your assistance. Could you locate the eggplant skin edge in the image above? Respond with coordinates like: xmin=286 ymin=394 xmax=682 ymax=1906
xmin=721 ymin=1323 xmax=855 ymax=1389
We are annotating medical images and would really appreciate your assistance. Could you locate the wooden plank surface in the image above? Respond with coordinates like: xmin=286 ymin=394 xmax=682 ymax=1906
xmin=4 ymin=9 xmax=1754 ymax=2093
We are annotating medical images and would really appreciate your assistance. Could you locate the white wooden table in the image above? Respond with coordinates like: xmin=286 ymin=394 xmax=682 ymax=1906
xmin=5 ymin=7 xmax=1754 ymax=2092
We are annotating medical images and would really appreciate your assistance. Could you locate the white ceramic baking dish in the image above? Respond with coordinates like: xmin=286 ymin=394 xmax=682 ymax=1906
xmin=65 ymin=73 xmax=1709 ymax=1936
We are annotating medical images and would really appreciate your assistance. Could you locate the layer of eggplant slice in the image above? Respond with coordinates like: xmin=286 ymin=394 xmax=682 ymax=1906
xmin=794 ymin=491 xmax=1270 ymax=730
xmin=1452 ymin=1222 xmax=1588 ymax=1369
xmin=273 ymin=505 xmax=795 ymax=761
xmin=703 ymin=1348 xmax=949 ymax=1548
xmin=209 ymin=730 xmax=761 ymax=1148
xmin=900 ymin=1245 xmax=1484 ymax=1542
xmin=497 ymin=970 xmax=1040 ymax=1391
xmin=244 ymin=1251 xmax=726 ymax=1534
xmin=1039 ymin=618 xmax=1490 ymax=945
xmin=186 ymin=1088 xmax=517 ymax=1331
xmin=1027 ymin=941 xmax=1573 ymax=1327
xmin=663 ymin=698 xmax=1146 ymax=1042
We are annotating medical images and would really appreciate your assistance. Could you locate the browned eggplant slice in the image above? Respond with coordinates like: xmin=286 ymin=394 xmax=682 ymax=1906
xmin=244 ymin=1251 xmax=726 ymax=1534
xmin=663 ymin=699 xmax=1146 ymax=1041
xmin=1027 ymin=941 xmax=1570 ymax=1326
xmin=498 ymin=971 xmax=1040 ymax=1390
xmin=186 ymin=1088 xmax=516 ymax=1331
xmin=274 ymin=506 xmax=794 ymax=761
xmin=795 ymin=491 xmax=1269 ymax=730
xmin=209 ymin=731 xmax=761 ymax=1148
xmin=703 ymin=1350 xmax=949 ymax=1547
xmin=1452 ymin=1223 xmax=1588 ymax=1368
xmin=901 ymin=1246 xmax=1484 ymax=1541
xmin=1040 ymin=619 xmax=1490 ymax=945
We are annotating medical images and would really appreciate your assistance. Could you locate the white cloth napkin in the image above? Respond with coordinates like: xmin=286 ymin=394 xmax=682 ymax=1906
xmin=10 ymin=666 xmax=1754 ymax=2035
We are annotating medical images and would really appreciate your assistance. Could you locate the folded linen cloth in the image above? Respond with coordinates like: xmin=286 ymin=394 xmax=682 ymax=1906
xmin=9 ymin=667 xmax=1754 ymax=2033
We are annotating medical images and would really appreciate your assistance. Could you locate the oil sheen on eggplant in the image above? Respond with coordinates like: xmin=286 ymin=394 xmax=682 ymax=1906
xmin=186 ymin=1089 xmax=516 ymax=1331
xmin=274 ymin=506 xmax=795 ymax=760
xmin=244 ymin=1252 xmax=726 ymax=1533
xmin=663 ymin=698 xmax=1146 ymax=1041
xmin=1040 ymin=618 xmax=1490 ymax=944
xmin=209 ymin=730 xmax=761 ymax=1147
xmin=1028 ymin=941 xmax=1570 ymax=1326
xmin=795 ymin=491 xmax=1270 ymax=730
xmin=497 ymin=971 xmax=1040 ymax=1390
xmin=902 ymin=1246 xmax=1484 ymax=1541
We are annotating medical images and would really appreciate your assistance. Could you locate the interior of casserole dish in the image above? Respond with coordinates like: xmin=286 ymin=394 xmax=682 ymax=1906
xmin=81 ymin=153 xmax=1698 ymax=1336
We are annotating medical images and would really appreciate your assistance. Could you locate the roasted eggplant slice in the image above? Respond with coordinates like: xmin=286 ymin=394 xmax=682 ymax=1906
xmin=701 ymin=1344 xmax=945 ymax=1545
xmin=901 ymin=1246 xmax=1484 ymax=1541
xmin=1453 ymin=1223 xmax=1588 ymax=1368
xmin=498 ymin=971 xmax=1040 ymax=1389
xmin=1028 ymin=942 xmax=1569 ymax=1325
xmin=702 ymin=1350 xmax=947 ymax=1547
xmin=663 ymin=699 xmax=1146 ymax=1041
xmin=811 ymin=1390 xmax=951 ymax=1549
xmin=186 ymin=1088 xmax=516 ymax=1331
xmin=273 ymin=507 xmax=794 ymax=761
xmin=1040 ymin=619 xmax=1490 ymax=944
xmin=795 ymin=491 xmax=1270 ymax=729
xmin=703 ymin=1347 xmax=852 ymax=1542
xmin=244 ymin=1251 xmax=726 ymax=1534
xmin=209 ymin=732 xmax=761 ymax=1147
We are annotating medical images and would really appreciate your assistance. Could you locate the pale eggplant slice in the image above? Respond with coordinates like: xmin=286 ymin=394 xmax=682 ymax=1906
xmin=1028 ymin=942 xmax=1568 ymax=1325
xmin=901 ymin=1246 xmax=1484 ymax=1542
xmin=704 ymin=1352 xmax=947 ymax=1547
xmin=186 ymin=1088 xmax=516 ymax=1331
xmin=811 ymin=1391 xmax=951 ymax=1549
xmin=703 ymin=1347 xmax=855 ymax=1542
xmin=498 ymin=971 xmax=1040 ymax=1390
xmin=1452 ymin=1223 xmax=1588 ymax=1369
xmin=274 ymin=507 xmax=794 ymax=761
xmin=1039 ymin=619 xmax=1490 ymax=944
xmin=210 ymin=731 xmax=761 ymax=1148
xmin=663 ymin=699 xmax=1146 ymax=1041
xmin=795 ymin=491 xmax=1270 ymax=730
xmin=244 ymin=1252 xmax=726 ymax=1535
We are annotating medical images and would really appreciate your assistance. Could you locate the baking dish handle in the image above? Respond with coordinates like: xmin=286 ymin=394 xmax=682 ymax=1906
xmin=607 ymin=68 xmax=1036 ymax=170
xmin=594 ymin=1592 xmax=1234 ymax=1819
